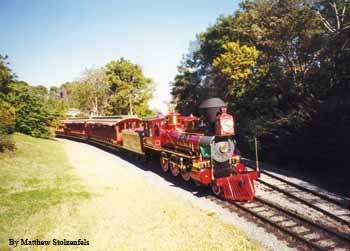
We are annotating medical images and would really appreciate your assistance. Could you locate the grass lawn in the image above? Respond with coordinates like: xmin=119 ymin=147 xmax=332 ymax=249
xmin=0 ymin=134 xmax=265 ymax=251
xmin=0 ymin=133 xmax=91 ymax=251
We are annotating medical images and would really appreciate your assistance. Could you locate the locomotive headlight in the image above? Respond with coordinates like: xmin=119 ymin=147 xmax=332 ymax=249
xmin=221 ymin=119 xmax=234 ymax=133
xmin=219 ymin=143 xmax=228 ymax=153
xmin=212 ymin=140 xmax=235 ymax=162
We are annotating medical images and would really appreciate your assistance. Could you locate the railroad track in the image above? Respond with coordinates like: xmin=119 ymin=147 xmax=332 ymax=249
xmin=208 ymin=195 xmax=350 ymax=251
xmin=259 ymin=170 xmax=347 ymax=209
xmin=255 ymin=172 xmax=350 ymax=229
xmin=242 ymin=159 xmax=350 ymax=226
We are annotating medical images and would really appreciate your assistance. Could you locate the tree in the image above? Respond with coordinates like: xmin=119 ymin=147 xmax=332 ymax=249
xmin=7 ymin=82 xmax=52 ymax=137
xmin=171 ymin=68 xmax=203 ymax=115
xmin=70 ymin=67 xmax=109 ymax=116
xmin=0 ymin=55 xmax=14 ymax=95
xmin=312 ymin=0 xmax=350 ymax=34
xmin=310 ymin=0 xmax=350 ymax=94
xmin=239 ymin=0 xmax=324 ymax=99
xmin=0 ymin=55 xmax=16 ymax=150
xmin=57 ymin=59 xmax=155 ymax=117
xmin=171 ymin=0 xmax=331 ymax=158
xmin=32 ymin=85 xmax=48 ymax=101
xmin=105 ymin=58 xmax=155 ymax=117
xmin=212 ymin=41 xmax=259 ymax=98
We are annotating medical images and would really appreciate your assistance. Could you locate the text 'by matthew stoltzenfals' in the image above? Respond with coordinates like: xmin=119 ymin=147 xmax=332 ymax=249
xmin=9 ymin=238 xmax=90 ymax=247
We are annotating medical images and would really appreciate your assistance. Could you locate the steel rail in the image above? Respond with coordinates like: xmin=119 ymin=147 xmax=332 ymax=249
xmin=242 ymin=158 xmax=348 ymax=209
xmin=254 ymin=197 xmax=350 ymax=243
xmin=228 ymin=199 xmax=329 ymax=251
xmin=260 ymin=170 xmax=347 ymax=209
xmin=207 ymin=195 xmax=350 ymax=251
xmin=257 ymin=179 xmax=350 ymax=228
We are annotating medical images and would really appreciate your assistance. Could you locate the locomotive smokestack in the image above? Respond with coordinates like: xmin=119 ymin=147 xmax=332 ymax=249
xmin=199 ymin=97 xmax=226 ymax=123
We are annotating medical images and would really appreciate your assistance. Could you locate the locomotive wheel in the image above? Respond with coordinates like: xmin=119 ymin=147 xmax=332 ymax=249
xmin=170 ymin=156 xmax=180 ymax=176
xmin=193 ymin=180 xmax=201 ymax=186
xmin=160 ymin=152 xmax=169 ymax=172
xmin=181 ymin=171 xmax=191 ymax=181
xmin=211 ymin=183 xmax=222 ymax=196
xmin=181 ymin=169 xmax=191 ymax=181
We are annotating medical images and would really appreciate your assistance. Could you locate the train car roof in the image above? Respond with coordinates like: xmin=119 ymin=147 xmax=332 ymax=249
xmin=61 ymin=119 xmax=87 ymax=124
xmin=61 ymin=116 xmax=140 ymax=126
xmin=87 ymin=117 xmax=140 ymax=126
xmin=142 ymin=116 xmax=165 ymax=122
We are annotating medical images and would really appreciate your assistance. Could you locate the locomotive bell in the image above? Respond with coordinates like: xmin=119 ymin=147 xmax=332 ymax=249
xmin=199 ymin=97 xmax=226 ymax=123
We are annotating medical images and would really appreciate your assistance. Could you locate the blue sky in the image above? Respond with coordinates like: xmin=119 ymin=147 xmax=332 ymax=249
xmin=0 ymin=0 xmax=239 ymax=112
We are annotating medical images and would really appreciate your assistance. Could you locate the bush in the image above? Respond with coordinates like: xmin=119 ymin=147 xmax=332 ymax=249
xmin=8 ymin=82 xmax=52 ymax=138
xmin=0 ymin=134 xmax=15 ymax=152
xmin=0 ymin=100 xmax=16 ymax=151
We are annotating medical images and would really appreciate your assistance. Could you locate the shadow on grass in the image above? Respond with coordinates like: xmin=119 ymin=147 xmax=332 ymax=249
xmin=57 ymin=136 xmax=212 ymax=201
xmin=0 ymin=188 xmax=92 ymax=221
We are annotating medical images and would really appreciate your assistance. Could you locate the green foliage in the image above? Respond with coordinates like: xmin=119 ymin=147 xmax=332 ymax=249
xmin=105 ymin=58 xmax=155 ymax=117
xmin=59 ymin=58 xmax=155 ymax=118
xmin=69 ymin=67 xmax=109 ymax=116
xmin=7 ymin=82 xmax=52 ymax=138
xmin=213 ymin=42 xmax=259 ymax=81
xmin=0 ymin=55 xmax=62 ymax=141
xmin=0 ymin=55 xmax=13 ymax=95
xmin=212 ymin=41 xmax=259 ymax=97
xmin=0 ymin=55 xmax=15 ymax=151
xmin=0 ymin=100 xmax=16 ymax=135
xmin=0 ymin=55 xmax=154 ymax=141
xmin=0 ymin=101 xmax=16 ymax=151
xmin=171 ymin=0 xmax=350 ymax=177
xmin=171 ymin=69 xmax=203 ymax=115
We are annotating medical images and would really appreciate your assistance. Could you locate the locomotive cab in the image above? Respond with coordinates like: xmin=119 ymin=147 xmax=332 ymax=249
xmin=142 ymin=117 xmax=163 ymax=149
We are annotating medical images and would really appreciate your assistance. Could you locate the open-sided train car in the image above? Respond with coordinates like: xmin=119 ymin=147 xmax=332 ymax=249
xmin=56 ymin=98 xmax=259 ymax=201
xmin=56 ymin=119 xmax=87 ymax=140
xmin=56 ymin=116 xmax=142 ymax=151
xmin=86 ymin=116 xmax=142 ymax=147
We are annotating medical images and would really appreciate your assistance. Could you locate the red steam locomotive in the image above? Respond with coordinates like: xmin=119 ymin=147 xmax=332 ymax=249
xmin=56 ymin=98 xmax=259 ymax=201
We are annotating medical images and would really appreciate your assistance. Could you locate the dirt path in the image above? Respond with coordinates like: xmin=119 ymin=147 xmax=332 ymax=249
xmin=44 ymin=139 xmax=263 ymax=251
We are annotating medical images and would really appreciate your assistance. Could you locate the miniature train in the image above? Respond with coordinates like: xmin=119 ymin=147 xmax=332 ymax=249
xmin=55 ymin=98 xmax=259 ymax=201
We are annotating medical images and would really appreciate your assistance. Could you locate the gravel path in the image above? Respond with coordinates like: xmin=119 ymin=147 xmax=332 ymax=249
xmin=56 ymin=138 xmax=298 ymax=251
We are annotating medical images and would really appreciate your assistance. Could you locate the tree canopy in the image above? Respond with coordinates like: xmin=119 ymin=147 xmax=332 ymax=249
xmin=171 ymin=0 xmax=350 ymax=175
xmin=105 ymin=58 xmax=154 ymax=117
xmin=0 ymin=56 xmax=64 ymax=149
xmin=61 ymin=58 xmax=155 ymax=117
xmin=0 ymin=54 xmax=155 ymax=151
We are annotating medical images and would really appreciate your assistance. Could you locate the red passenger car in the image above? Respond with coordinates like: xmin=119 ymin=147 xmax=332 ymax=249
xmin=56 ymin=119 xmax=87 ymax=139
xmin=86 ymin=117 xmax=141 ymax=146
